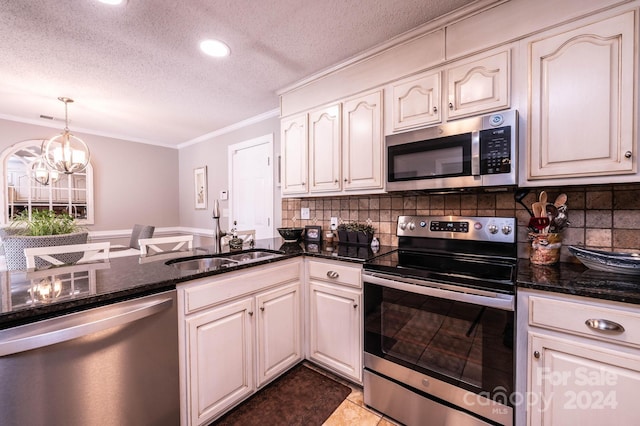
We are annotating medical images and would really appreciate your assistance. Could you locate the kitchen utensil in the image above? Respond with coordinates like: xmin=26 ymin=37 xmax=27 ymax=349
xmin=514 ymin=188 xmax=534 ymax=217
xmin=538 ymin=190 xmax=548 ymax=206
xmin=545 ymin=204 xmax=558 ymax=233
xmin=531 ymin=201 xmax=544 ymax=218
xmin=554 ymin=193 xmax=567 ymax=208
xmin=529 ymin=216 xmax=550 ymax=232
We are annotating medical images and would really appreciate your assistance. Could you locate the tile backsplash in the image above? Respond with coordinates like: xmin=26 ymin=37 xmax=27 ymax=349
xmin=281 ymin=183 xmax=640 ymax=262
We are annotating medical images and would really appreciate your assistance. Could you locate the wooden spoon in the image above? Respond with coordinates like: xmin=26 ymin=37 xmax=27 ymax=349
xmin=554 ymin=193 xmax=567 ymax=208
xmin=539 ymin=190 xmax=548 ymax=206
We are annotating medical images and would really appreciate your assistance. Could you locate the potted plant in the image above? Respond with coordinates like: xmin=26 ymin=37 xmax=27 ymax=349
xmin=1 ymin=209 xmax=87 ymax=270
xmin=336 ymin=221 xmax=375 ymax=246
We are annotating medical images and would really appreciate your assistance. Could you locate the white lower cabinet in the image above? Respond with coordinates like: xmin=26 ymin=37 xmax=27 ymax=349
xmin=306 ymin=259 xmax=362 ymax=383
xmin=519 ymin=290 xmax=640 ymax=426
xmin=255 ymin=282 xmax=301 ymax=387
xmin=185 ymin=297 xmax=254 ymax=426
xmin=177 ymin=259 xmax=302 ymax=426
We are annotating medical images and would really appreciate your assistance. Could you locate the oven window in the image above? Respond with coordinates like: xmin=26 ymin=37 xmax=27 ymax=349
xmin=387 ymin=133 xmax=471 ymax=181
xmin=364 ymin=283 xmax=513 ymax=402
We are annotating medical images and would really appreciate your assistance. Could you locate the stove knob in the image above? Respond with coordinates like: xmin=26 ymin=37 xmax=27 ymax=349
xmin=502 ymin=225 xmax=513 ymax=235
xmin=408 ymin=222 xmax=416 ymax=231
xmin=399 ymin=222 xmax=407 ymax=230
xmin=488 ymin=224 xmax=499 ymax=234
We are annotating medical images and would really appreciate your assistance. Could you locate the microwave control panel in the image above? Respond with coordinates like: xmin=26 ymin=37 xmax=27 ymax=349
xmin=480 ymin=126 xmax=511 ymax=174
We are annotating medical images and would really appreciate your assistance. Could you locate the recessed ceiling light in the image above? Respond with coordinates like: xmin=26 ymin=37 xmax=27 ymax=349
xmin=98 ymin=0 xmax=124 ymax=4
xmin=200 ymin=39 xmax=230 ymax=58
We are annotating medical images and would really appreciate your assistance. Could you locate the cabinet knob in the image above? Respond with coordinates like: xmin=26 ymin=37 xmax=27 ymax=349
xmin=433 ymin=106 xmax=438 ymax=113
xmin=448 ymin=102 xmax=454 ymax=110
xmin=344 ymin=178 xmax=348 ymax=182
xmin=334 ymin=179 xmax=339 ymax=183
xmin=533 ymin=350 xmax=540 ymax=359
xmin=302 ymin=182 xmax=306 ymax=186
xmin=326 ymin=270 xmax=339 ymax=279
xmin=585 ymin=318 xmax=625 ymax=334
xmin=260 ymin=306 xmax=265 ymax=312
xmin=353 ymin=303 xmax=358 ymax=309
xmin=625 ymin=151 xmax=632 ymax=158
xmin=248 ymin=311 xmax=254 ymax=316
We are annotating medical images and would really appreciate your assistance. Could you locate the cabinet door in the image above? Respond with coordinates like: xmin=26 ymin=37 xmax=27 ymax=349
xmin=255 ymin=282 xmax=302 ymax=387
xmin=528 ymin=333 xmax=640 ymax=426
xmin=528 ymin=12 xmax=635 ymax=179
xmin=343 ymin=90 xmax=384 ymax=191
xmin=309 ymin=104 xmax=341 ymax=193
xmin=447 ymin=50 xmax=509 ymax=119
xmin=308 ymin=281 xmax=362 ymax=382
xmin=391 ymin=71 xmax=441 ymax=131
xmin=186 ymin=297 xmax=254 ymax=426
xmin=280 ymin=114 xmax=308 ymax=195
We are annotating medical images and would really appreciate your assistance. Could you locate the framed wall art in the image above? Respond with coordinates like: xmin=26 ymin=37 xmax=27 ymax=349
xmin=194 ymin=166 xmax=207 ymax=210
xmin=304 ymin=225 xmax=322 ymax=242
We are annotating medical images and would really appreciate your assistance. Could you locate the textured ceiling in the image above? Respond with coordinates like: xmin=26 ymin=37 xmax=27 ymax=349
xmin=0 ymin=0 xmax=476 ymax=148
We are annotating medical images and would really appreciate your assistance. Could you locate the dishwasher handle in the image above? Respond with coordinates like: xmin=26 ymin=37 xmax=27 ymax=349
xmin=0 ymin=295 xmax=174 ymax=357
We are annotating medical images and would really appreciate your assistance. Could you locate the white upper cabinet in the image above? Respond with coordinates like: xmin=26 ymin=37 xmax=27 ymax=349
xmin=526 ymin=11 xmax=636 ymax=181
xmin=309 ymin=104 xmax=342 ymax=193
xmin=280 ymin=114 xmax=308 ymax=195
xmin=281 ymin=89 xmax=384 ymax=197
xmin=391 ymin=71 xmax=441 ymax=131
xmin=446 ymin=50 xmax=510 ymax=120
xmin=388 ymin=49 xmax=510 ymax=133
xmin=342 ymin=90 xmax=383 ymax=191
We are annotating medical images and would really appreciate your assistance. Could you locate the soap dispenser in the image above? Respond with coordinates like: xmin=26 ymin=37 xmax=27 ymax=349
xmin=229 ymin=221 xmax=244 ymax=251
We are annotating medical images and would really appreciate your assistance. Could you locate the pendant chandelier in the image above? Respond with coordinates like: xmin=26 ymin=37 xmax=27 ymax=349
xmin=31 ymin=149 xmax=61 ymax=186
xmin=43 ymin=97 xmax=90 ymax=174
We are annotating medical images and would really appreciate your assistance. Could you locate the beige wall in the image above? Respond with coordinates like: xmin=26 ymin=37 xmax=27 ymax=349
xmin=282 ymin=183 xmax=640 ymax=261
xmin=0 ymin=118 xmax=179 ymax=231
xmin=178 ymin=115 xmax=281 ymax=234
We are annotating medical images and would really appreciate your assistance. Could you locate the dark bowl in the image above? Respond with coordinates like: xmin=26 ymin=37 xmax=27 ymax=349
xmin=277 ymin=227 xmax=304 ymax=242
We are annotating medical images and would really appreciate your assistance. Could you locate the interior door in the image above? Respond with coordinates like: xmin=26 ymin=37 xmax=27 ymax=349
xmin=228 ymin=135 xmax=274 ymax=239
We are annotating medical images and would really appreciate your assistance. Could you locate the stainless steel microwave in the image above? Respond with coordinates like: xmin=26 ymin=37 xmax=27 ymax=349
xmin=386 ymin=110 xmax=518 ymax=191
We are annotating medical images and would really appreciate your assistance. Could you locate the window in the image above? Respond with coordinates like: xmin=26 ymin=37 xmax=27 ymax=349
xmin=1 ymin=140 xmax=94 ymax=225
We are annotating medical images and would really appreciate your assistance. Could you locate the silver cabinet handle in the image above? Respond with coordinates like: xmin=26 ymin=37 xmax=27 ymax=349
xmin=585 ymin=318 xmax=625 ymax=334
xmin=326 ymin=270 xmax=339 ymax=279
xmin=0 ymin=296 xmax=173 ymax=357
xmin=625 ymin=151 xmax=632 ymax=158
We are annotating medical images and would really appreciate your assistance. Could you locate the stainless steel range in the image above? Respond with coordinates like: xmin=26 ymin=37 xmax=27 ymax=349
xmin=363 ymin=215 xmax=517 ymax=426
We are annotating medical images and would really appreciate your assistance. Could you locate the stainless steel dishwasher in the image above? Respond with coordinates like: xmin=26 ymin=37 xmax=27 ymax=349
xmin=0 ymin=289 xmax=179 ymax=426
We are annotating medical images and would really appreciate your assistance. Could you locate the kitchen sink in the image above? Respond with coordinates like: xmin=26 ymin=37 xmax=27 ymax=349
xmin=226 ymin=251 xmax=282 ymax=263
xmin=168 ymin=257 xmax=239 ymax=272
xmin=166 ymin=249 xmax=284 ymax=272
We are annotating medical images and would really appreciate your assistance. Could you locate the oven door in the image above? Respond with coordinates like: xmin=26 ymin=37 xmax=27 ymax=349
xmin=363 ymin=272 xmax=514 ymax=425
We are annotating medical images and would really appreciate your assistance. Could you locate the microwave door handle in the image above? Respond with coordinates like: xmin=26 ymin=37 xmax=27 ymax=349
xmin=471 ymin=130 xmax=480 ymax=176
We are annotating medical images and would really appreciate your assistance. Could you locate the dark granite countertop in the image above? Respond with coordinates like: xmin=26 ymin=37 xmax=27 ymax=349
xmin=0 ymin=237 xmax=391 ymax=329
xmin=517 ymin=259 xmax=640 ymax=305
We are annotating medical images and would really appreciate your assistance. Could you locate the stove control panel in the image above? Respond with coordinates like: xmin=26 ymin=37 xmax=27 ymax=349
xmin=397 ymin=215 xmax=516 ymax=243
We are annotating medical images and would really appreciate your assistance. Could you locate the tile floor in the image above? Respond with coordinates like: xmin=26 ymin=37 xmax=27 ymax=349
xmin=302 ymin=362 xmax=400 ymax=426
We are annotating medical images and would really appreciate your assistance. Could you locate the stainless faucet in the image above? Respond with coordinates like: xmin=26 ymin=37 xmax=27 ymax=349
xmin=212 ymin=200 xmax=225 ymax=253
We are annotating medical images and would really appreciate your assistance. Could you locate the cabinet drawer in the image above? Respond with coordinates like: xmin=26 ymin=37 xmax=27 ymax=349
xmin=307 ymin=259 xmax=361 ymax=289
xmin=529 ymin=296 xmax=640 ymax=348
xmin=183 ymin=260 xmax=300 ymax=314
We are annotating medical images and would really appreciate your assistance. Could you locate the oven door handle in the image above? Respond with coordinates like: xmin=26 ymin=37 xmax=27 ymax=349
xmin=363 ymin=272 xmax=514 ymax=311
